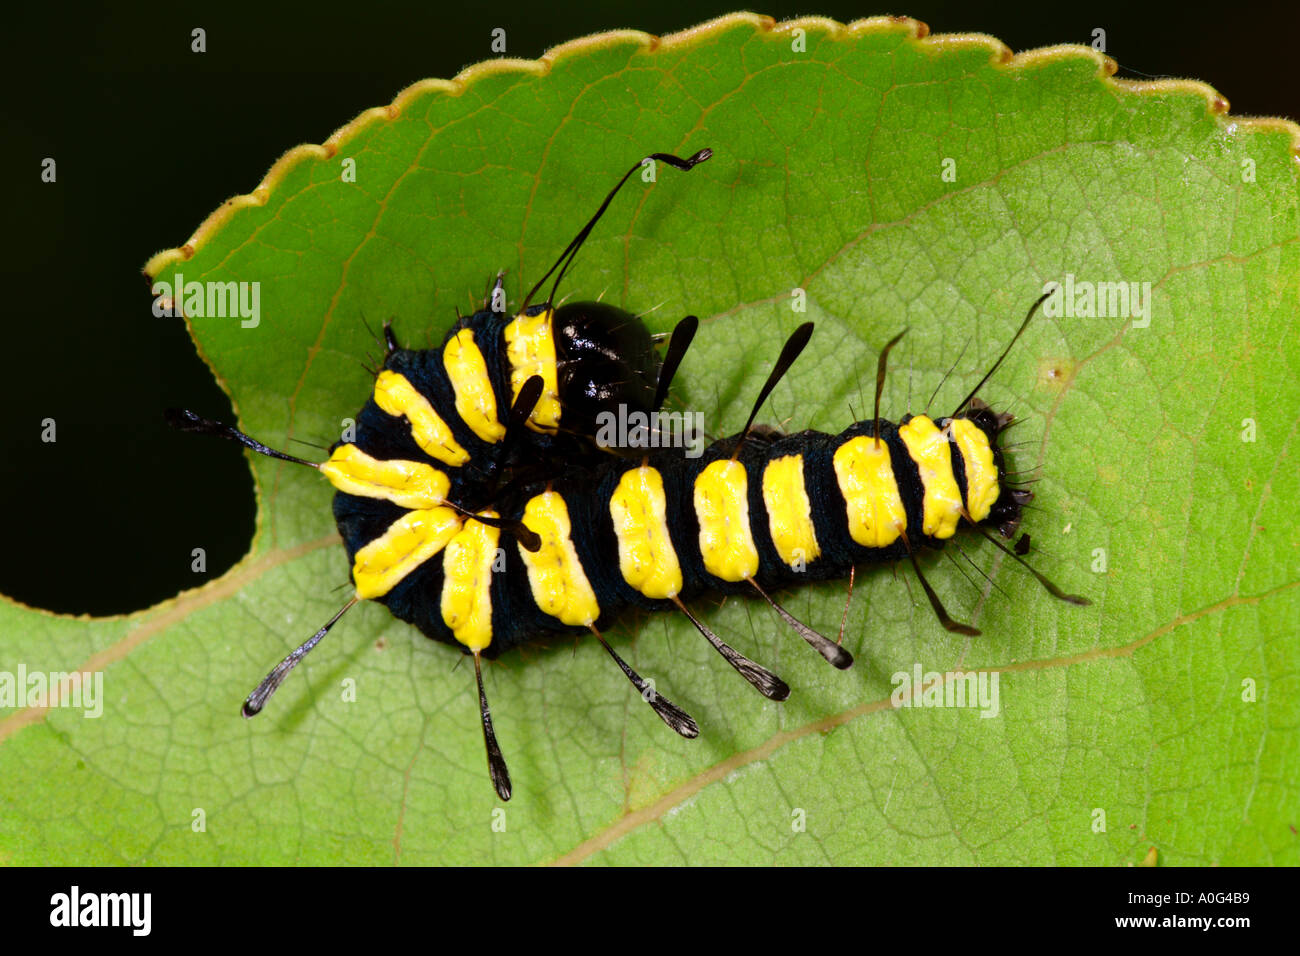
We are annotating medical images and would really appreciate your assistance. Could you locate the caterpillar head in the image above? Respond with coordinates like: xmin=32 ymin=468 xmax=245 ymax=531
xmin=552 ymin=301 xmax=660 ymax=440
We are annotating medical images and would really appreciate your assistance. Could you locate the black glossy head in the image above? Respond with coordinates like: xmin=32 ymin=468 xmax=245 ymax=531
xmin=552 ymin=301 xmax=659 ymax=438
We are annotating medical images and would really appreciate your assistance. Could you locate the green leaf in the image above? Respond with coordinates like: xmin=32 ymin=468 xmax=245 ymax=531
xmin=4 ymin=13 xmax=1297 ymax=865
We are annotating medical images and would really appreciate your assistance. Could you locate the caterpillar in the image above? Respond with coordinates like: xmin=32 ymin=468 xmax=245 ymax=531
xmin=168 ymin=154 xmax=1089 ymax=802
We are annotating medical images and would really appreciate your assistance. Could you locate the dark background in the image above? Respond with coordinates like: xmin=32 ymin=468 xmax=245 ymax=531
xmin=0 ymin=1 xmax=1292 ymax=615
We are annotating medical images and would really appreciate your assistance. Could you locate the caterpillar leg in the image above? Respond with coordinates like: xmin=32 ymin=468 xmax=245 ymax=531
xmin=242 ymin=597 xmax=358 ymax=717
xmin=748 ymin=579 xmax=852 ymax=669
xmin=473 ymin=650 xmax=512 ymax=802
xmin=899 ymin=528 xmax=980 ymax=636
xmin=591 ymin=626 xmax=698 ymax=738
xmin=671 ymin=597 xmax=790 ymax=702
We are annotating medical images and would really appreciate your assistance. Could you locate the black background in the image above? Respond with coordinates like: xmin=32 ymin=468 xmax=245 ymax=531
xmin=0 ymin=1 xmax=1293 ymax=615
xmin=8 ymin=865 xmax=1276 ymax=936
